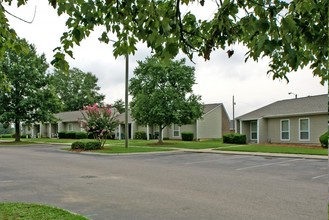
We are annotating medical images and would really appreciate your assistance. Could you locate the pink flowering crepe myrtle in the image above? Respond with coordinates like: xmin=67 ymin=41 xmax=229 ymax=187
xmin=80 ymin=103 xmax=119 ymax=148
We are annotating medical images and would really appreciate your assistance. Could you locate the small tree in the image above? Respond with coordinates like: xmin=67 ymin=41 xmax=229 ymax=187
xmin=80 ymin=103 xmax=119 ymax=148
xmin=129 ymin=57 xmax=203 ymax=143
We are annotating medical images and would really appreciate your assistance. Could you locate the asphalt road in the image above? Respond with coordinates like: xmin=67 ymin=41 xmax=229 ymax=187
xmin=0 ymin=144 xmax=327 ymax=220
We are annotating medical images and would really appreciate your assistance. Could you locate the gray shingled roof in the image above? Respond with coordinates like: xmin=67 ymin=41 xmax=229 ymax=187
xmin=237 ymin=94 xmax=328 ymax=120
xmin=55 ymin=111 xmax=85 ymax=122
xmin=54 ymin=104 xmax=224 ymax=123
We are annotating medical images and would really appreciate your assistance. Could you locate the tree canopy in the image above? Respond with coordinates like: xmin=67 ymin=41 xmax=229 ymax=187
xmin=129 ymin=57 xmax=203 ymax=143
xmin=0 ymin=39 xmax=61 ymax=141
xmin=49 ymin=68 xmax=105 ymax=112
xmin=112 ymin=99 xmax=125 ymax=114
xmin=0 ymin=0 xmax=327 ymax=84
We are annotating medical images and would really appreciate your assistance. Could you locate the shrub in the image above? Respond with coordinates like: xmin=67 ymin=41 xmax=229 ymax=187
xmin=319 ymin=132 xmax=328 ymax=148
xmin=109 ymin=133 xmax=115 ymax=139
xmin=65 ymin=131 xmax=76 ymax=139
xmin=181 ymin=132 xmax=194 ymax=141
xmin=134 ymin=131 xmax=147 ymax=140
xmin=84 ymin=141 xmax=102 ymax=150
xmin=87 ymin=133 xmax=94 ymax=139
xmin=58 ymin=132 xmax=66 ymax=139
xmin=75 ymin=132 xmax=87 ymax=139
xmin=0 ymin=134 xmax=13 ymax=138
xmin=71 ymin=141 xmax=86 ymax=150
xmin=20 ymin=134 xmax=31 ymax=138
xmin=223 ymin=133 xmax=246 ymax=144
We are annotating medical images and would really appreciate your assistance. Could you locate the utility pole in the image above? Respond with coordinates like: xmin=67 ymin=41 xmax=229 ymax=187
xmin=109 ymin=39 xmax=129 ymax=148
xmin=125 ymin=54 xmax=129 ymax=148
xmin=232 ymin=96 xmax=236 ymax=132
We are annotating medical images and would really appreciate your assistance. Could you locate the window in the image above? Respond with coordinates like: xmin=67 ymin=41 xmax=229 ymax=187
xmin=280 ymin=119 xmax=290 ymax=140
xmin=67 ymin=123 xmax=74 ymax=131
xmin=299 ymin=118 xmax=310 ymax=140
xmin=173 ymin=124 xmax=180 ymax=137
xmin=250 ymin=121 xmax=257 ymax=140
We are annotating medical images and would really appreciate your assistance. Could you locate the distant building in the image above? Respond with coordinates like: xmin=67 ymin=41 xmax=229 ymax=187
xmin=22 ymin=103 xmax=230 ymax=140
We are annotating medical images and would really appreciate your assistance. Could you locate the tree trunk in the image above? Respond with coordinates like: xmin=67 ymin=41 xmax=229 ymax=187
xmin=158 ymin=126 xmax=163 ymax=144
xmin=14 ymin=119 xmax=20 ymax=142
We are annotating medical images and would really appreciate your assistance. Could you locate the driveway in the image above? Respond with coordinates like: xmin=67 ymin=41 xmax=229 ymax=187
xmin=0 ymin=144 xmax=327 ymax=220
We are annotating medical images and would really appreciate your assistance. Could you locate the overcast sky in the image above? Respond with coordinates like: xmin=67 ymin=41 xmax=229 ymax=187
xmin=5 ymin=1 xmax=327 ymax=119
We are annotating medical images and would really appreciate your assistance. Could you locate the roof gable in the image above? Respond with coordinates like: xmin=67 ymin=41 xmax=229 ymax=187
xmin=237 ymin=94 xmax=328 ymax=120
xmin=203 ymin=103 xmax=222 ymax=115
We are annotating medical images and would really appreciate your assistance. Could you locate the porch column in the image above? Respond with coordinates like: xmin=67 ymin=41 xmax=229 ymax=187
xmin=31 ymin=125 xmax=34 ymax=138
xmin=118 ymin=124 xmax=121 ymax=140
xmin=196 ymin=120 xmax=199 ymax=140
xmin=39 ymin=124 xmax=42 ymax=138
xmin=146 ymin=125 xmax=149 ymax=140
xmin=48 ymin=123 xmax=52 ymax=138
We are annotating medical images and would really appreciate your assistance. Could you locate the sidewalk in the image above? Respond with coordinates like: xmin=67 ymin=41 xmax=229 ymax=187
xmin=181 ymin=148 xmax=328 ymax=160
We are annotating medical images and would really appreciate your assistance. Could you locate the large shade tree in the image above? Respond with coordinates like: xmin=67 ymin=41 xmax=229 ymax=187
xmin=0 ymin=39 xmax=61 ymax=141
xmin=0 ymin=0 xmax=327 ymax=84
xmin=49 ymin=68 xmax=105 ymax=112
xmin=112 ymin=99 xmax=125 ymax=114
xmin=129 ymin=57 xmax=203 ymax=143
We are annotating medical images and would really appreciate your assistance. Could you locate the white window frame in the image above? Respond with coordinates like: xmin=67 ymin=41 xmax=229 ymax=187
xmin=250 ymin=121 xmax=257 ymax=141
xmin=280 ymin=119 xmax=290 ymax=141
xmin=173 ymin=124 xmax=180 ymax=137
xmin=299 ymin=118 xmax=310 ymax=141
xmin=67 ymin=123 xmax=74 ymax=132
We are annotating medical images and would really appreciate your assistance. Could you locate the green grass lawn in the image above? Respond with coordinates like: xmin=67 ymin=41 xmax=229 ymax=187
xmin=92 ymin=146 xmax=174 ymax=154
xmin=0 ymin=203 xmax=88 ymax=220
xmin=106 ymin=139 xmax=230 ymax=149
xmin=2 ymin=137 xmax=327 ymax=156
xmin=216 ymin=144 xmax=328 ymax=155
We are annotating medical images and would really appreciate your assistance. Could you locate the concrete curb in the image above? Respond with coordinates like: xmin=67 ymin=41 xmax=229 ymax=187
xmin=57 ymin=146 xmax=328 ymax=160
xmin=181 ymin=149 xmax=328 ymax=160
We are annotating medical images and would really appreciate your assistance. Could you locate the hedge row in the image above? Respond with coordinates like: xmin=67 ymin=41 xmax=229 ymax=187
xmin=71 ymin=141 xmax=102 ymax=150
xmin=181 ymin=132 xmax=194 ymax=141
xmin=0 ymin=134 xmax=14 ymax=138
xmin=0 ymin=134 xmax=31 ymax=138
xmin=223 ymin=133 xmax=246 ymax=144
xmin=58 ymin=131 xmax=88 ymax=139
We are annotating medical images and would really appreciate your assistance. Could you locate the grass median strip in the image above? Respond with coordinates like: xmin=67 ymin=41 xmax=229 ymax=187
xmin=91 ymin=145 xmax=174 ymax=154
xmin=2 ymin=138 xmax=327 ymax=156
xmin=0 ymin=202 xmax=88 ymax=220
xmin=216 ymin=145 xmax=328 ymax=155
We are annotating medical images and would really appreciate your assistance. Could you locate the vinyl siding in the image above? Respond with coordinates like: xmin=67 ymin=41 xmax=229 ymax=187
xmin=198 ymin=106 xmax=222 ymax=139
xmin=267 ymin=114 xmax=327 ymax=145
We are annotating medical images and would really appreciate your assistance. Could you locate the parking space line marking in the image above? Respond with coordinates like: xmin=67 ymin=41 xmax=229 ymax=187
xmin=312 ymin=174 xmax=328 ymax=180
xmin=0 ymin=180 xmax=14 ymax=183
xmin=184 ymin=155 xmax=252 ymax=165
xmin=236 ymin=158 xmax=304 ymax=171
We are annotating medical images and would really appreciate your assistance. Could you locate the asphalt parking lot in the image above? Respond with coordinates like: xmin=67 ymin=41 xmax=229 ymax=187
xmin=0 ymin=144 xmax=327 ymax=220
